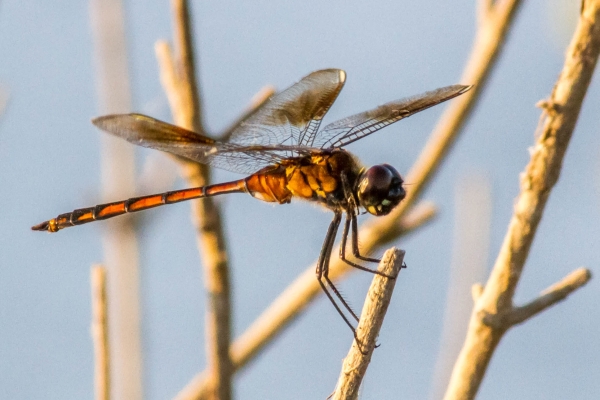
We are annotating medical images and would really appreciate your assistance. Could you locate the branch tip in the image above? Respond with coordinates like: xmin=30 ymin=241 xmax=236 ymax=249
xmin=509 ymin=267 xmax=592 ymax=326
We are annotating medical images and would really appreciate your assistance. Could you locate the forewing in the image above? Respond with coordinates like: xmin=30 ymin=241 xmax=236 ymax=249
xmin=229 ymin=69 xmax=346 ymax=149
xmin=92 ymin=113 xmax=216 ymax=146
xmin=92 ymin=113 xmax=286 ymax=175
xmin=316 ymin=84 xmax=472 ymax=149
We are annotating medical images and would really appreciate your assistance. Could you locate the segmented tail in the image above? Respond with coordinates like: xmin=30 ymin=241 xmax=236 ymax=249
xmin=32 ymin=180 xmax=247 ymax=232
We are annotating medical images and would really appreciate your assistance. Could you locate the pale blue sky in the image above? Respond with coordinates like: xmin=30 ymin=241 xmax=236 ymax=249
xmin=1 ymin=1 xmax=598 ymax=399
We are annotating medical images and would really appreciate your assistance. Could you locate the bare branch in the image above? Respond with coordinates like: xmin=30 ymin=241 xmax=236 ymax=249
xmin=219 ymin=85 xmax=276 ymax=141
xmin=476 ymin=0 xmax=493 ymax=27
xmin=154 ymin=40 xmax=180 ymax=121
xmin=89 ymin=0 xmax=143 ymax=398
xmin=91 ymin=265 xmax=110 ymax=400
xmin=445 ymin=2 xmax=600 ymax=398
xmin=156 ymin=1 xmax=233 ymax=399
xmin=331 ymin=249 xmax=404 ymax=400
xmin=395 ymin=201 xmax=438 ymax=233
xmin=509 ymin=268 xmax=592 ymax=326
xmin=170 ymin=0 xmax=204 ymax=134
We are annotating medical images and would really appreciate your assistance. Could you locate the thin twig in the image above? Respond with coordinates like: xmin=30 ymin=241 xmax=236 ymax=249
xmin=331 ymin=249 xmax=404 ymax=400
xmin=508 ymin=268 xmax=592 ymax=326
xmin=155 ymin=1 xmax=233 ymax=399
xmin=444 ymin=2 xmax=600 ymax=399
xmin=91 ymin=266 xmax=110 ymax=400
xmin=219 ymin=85 xmax=276 ymax=141
xmin=174 ymin=203 xmax=435 ymax=400
xmin=89 ymin=1 xmax=143 ymax=398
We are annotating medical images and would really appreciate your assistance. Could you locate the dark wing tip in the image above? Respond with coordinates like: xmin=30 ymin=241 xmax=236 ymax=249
xmin=92 ymin=112 xmax=147 ymax=126
xmin=307 ymin=68 xmax=346 ymax=84
xmin=91 ymin=114 xmax=117 ymax=129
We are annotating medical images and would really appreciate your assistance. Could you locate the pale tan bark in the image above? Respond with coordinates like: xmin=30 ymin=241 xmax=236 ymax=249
xmin=155 ymin=1 xmax=232 ymax=399
xmin=89 ymin=1 xmax=143 ymax=398
xmin=444 ymin=2 xmax=600 ymax=398
xmin=331 ymin=249 xmax=405 ymax=400
xmin=91 ymin=266 xmax=110 ymax=400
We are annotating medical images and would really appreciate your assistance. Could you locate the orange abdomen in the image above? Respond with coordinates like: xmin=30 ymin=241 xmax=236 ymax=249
xmin=245 ymin=166 xmax=293 ymax=204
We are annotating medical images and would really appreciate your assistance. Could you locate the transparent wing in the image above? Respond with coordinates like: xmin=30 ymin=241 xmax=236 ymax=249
xmin=315 ymin=85 xmax=472 ymax=149
xmin=92 ymin=113 xmax=294 ymax=175
xmin=229 ymin=69 xmax=346 ymax=149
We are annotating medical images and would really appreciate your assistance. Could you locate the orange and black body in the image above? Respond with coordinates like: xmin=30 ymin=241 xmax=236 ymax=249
xmin=32 ymin=149 xmax=362 ymax=233
xmin=32 ymin=69 xmax=471 ymax=338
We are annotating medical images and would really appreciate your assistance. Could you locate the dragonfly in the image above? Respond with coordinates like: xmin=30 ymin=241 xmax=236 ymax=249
xmin=33 ymin=69 xmax=471 ymax=335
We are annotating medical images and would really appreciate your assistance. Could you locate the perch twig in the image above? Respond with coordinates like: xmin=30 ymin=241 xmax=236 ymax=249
xmin=331 ymin=249 xmax=405 ymax=400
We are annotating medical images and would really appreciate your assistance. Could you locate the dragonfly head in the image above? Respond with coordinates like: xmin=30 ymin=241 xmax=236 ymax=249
xmin=357 ymin=164 xmax=405 ymax=216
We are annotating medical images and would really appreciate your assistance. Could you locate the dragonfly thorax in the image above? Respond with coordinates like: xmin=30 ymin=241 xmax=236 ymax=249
xmin=357 ymin=164 xmax=405 ymax=216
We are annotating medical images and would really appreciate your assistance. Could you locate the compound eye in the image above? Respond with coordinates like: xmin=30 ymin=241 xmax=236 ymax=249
xmin=357 ymin=165 xmax=405 ymax=216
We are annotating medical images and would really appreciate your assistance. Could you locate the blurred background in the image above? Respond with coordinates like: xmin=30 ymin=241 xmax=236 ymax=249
xmin=1 ymin=0 xmax=598 ymax=399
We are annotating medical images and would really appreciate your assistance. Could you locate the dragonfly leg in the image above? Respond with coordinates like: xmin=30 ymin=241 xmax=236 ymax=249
xmin=337 ymin=212 xmax=395 ymax=279
xmin=350 ymin=211 xmax=380 ymax=263
xmin=350 ymin=212 xmax=407 ymax=270
xmin=340 ymin=171 xmax=381 ymax=264
xmin=317 ymin=212 xmax=360 ymax=331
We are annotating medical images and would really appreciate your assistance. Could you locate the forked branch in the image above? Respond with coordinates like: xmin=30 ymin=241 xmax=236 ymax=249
xmin=508 ymin=268 xmax=591 ymax=326
xmin=444 ymin=1 xmax=600 ymax=398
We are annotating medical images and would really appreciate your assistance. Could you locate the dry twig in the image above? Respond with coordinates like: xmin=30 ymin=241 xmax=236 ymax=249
xmin=175 ymin=0 xmax=526 ymax=397
xmin=154 ymin=1 xmax=233 ymax=399
xmin=91 ymin=266 xmax=110 ymax=400
xmin=444 ymin=1 xmax=599 ymax=398
xmin=89 ymin=0 xmax=143 ymax=398
xmin=331 ymin=249 xmax=405 ymax=400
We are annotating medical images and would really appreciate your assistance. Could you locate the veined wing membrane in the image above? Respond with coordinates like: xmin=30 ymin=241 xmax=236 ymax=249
xmin=229 ymin=69 xmax=346 ymax=149
xmin=316 ymin=84 xmax=472 ymax=149
xmin=92 ymin=114 xmax=289 ymax=175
